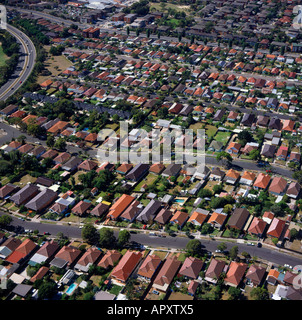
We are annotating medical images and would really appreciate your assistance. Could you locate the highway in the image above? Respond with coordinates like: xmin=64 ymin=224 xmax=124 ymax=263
xmin=1 ymin=211 xmax=301 ymax=268
xmin=0 ymin=24 xmax=36 ymax=101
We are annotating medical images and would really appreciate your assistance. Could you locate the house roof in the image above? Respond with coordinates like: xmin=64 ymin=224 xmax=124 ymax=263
xmin=111 ymin=250 xmax=142 ymax=282
xmin=116 ymin=163 xmax=133 ymax=174
xmin=267 ymin=217 xmax=286 ymax=238
xmin=137 ymin=254 xmax=162 ymax=279
xmin=30 ymin=266 xmax=49 ymax=283
xmin=224 ymin=261 xmax=248 ymax=287
xmin=98 ymin=250 xmax=122 ymax=269
xmin=54 ymin=245 xmax=82 ymax=265
xmin=225 ymin=168 xmax=240 ymax=180
xmin=25 ymin=189 xmax=57 ymax=212
xmin=178 ymin=257 xmax=203 ymax=279
xmin=248 ymin=217 xmax=267 ymax=235
xmin=205 ymin=258 xmax=226 ymax=280
xmin=241 ymin=171 xmax=256 ymax=181
xmin=245 ymin=265 xmax=266 ymax=285
xmin=188 ymin=210 xmax=208 ymax=226
xmin=154 ymin=208 xmax=172 ymax=225
xmin=91 ymin=202 xmax=110 ymax=217
xmin=153 ymin=256 xmax=182 ymax=290
xmin=10 ymin=184 xmax=40 ymax=206
xmin=78 ymin=159 xmax=98 ymax=171
xmin=76 ymin=247 xmax=102 ymax=267
xmin=72 ymin=200 xmax=91 ymax=216
xmin=107 ymin=194 xmax=135 ymax=220
xmin=170 ymin=210 xmax=189 ymax=226
xmin=149 ymin=163 xmax=166 ymax=174
xmin=208 ymin=212 xmax=228 ymax=227
xmin=136 ymin=199 xmax=162 ymax=223
xmin=228 ymin=208 xmax=250 ymax=230
xmin=253 ymin=173 xmax=271 ymax=189
xmin=6 ymin=238 xmax=37 ymax=264
xmin=269 ymin=177 xmax=288 ymax=194
xmin=286 ymin=182 xmax=301 ymax=197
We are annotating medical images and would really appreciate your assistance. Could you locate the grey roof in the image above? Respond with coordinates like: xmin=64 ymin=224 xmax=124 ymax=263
xmin=94 ymin=290 xmax=116 ymax=300
xmin=25 ymin=189 xmax=57 ymax=212
xmin=125 ymin=163 xmax=149 ymax=181
xmin=10 ymin=184 xmax=40 ymax=206
xmin=12 ymin=284 xmax=32 ymax=297
xmin=162 ymin=164 xmax=182 ymax=177
xmin=228 ymin=208 xmax=250 ymax=230
xmin=62 ymin=156 xmax=82 ymax=171
xmin=50 ymin=257 xmax=68 ymax=269
xmin=261 ymin=144 xmax=276 ymax=158
xmin=136 ymin=200 xmax=162 ymax=223
xmin=241 ymin=113 xmax=255 ymax=126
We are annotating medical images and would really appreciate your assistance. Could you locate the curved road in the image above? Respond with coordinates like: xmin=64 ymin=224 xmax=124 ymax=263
xmin=2 ymin=212 xmax=301 ymax=268
xmin=0 ymin=24 xmax=36 ymax=101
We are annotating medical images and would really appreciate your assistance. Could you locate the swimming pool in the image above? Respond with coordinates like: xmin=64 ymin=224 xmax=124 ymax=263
xmin=174 ymin=199 xmax=185 ymax=203
xmin=66 ymin=283 xmax=77 ymax=295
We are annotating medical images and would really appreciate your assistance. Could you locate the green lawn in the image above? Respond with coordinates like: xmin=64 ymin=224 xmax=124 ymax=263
xmin=214 ymin=131 xmax=231 ymax=144
xmin=205 ymin=125 xmax=218 ymax=138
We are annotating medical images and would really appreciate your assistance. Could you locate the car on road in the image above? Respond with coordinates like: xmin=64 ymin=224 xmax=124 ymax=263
xmin=44 ymin=232 xmax=50 ymax=235
xmin=257 ymin=242 xmax=262 ymax=248
xmin=19 ymin=81 xmax=22 ymax=84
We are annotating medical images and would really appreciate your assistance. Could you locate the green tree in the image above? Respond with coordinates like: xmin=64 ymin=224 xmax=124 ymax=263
xmin=117 ymin=229 xmax=131 ymax=246
xmin=99 ymin=228 xmax=116 ymax=248
xmin=0 ymin=215 xmax=12 ymax=228
xmin=229 ymin=245 xmax=238 ymax=260
xmin=250 ymin=287 xmax=269 ymax=300
xmin=217 ymin=242 xmax=227 ymax=252
xmin=38 ymin=281 xmax=57 ymax=300
xmin=54 ymin=137 xmax=66 ymax=151
xmin=186 ymin=239 xmax=202 ymax=256
xmin=46 ymin=135 xmax=55 ymax=148
xmin=228 ymin=287 xmax=241 ymax=300
xmin=82 ymin=224 xmax=100 ymax=244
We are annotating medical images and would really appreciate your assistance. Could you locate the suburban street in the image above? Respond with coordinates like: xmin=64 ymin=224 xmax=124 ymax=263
xmin=0 ymin=24 xmax=36 ymax=101
xmin=1 ymin=211 xmax=302 ymax=268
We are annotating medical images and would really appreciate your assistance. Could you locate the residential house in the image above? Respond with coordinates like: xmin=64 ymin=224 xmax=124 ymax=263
xmin=227 ymin=208 xmax=250 ymax=231
xmin=78 ymin=159 xmax=98 ymax=172
xmin=204 ymin=258 xmax=226 ymax=284
xmin=161 ymin=164 xmax=182 ymax=178
xmin=120 ymin=200 xmax=143 ymax=222
xmin=239 ymin=171 xmax=256 ymax=186
xmin=9 ymin=184 xmax=40 ymax=206
xmin=116 ymin=163 xmax=133 ymax=175
xmin=207 ymin=211 xmax=228 ymax=230
xmin=25 ymin=189 xmax=57 ymax=213
xmin=261 ymin=144 xmax=276 ymax=158
xmin=71 ymin=200 xmax=92 ymax=216
xmin=6 ymin=238 xmax=38 ymax=265
xmin=286 ymin=182 xmax=301 ymax=199
xmin=268 ymin=117 xmax=282 ymax=130
xmin=136 ymin=200 xmax=162 ymax=223
xmin=0 ymin=237 xmax=22 ymax=259
xmin=210 ymin=167 xmax=225 ymax=181
xmin=107 ymin=194 xmax=135 ymax=220
xmin=74 ymin=247 xmax=102 ymax=272
xmin=266 ymin=217 xmax=286 ymax=239
xmin=178 ymin=257 xmax=203 ymax=279
xmin=154 ymin=208 xmax=172 ymax=225
xmin=188 ymin=209 xmax=209 ymax=227
xmin=226 ymin=142 xmax=241 ymax=155
xmin=62 ymin=156 xmax=82 ymax=172
xmin=97 ymin=250 xmax=122 ymax=269
xmin=241 ymin=113 xmax=255 ymax=127
xmin=253 ymin=173 xmax=271 ymax=190
xmin=28 ymin=240 xmax=60 ymax=266
xmin=137 ymin=254 xmax=162 ymax=282
xmin=170 ymin=211 xmax=189 ymax=229
xmin=0 ymin=184 xmax=19 ymax=199
xmin=110 ymin=251 xmax=142 ymax=284
xmin=248 ymin=217 xmax=267 ymax=238
xmin=90 ymin=202 xmax=110 ymax=217
xmin=152 ymin=256 xmax=182 ymax=293
xmin=268 ymin=177 xmax=288 ymax=196
xmin=245 ymin=265 xmax=266 ymax=287
xmin=50 ymin=245 xmax=82 ymax=269
xmin=224 ymin=168 xmax=240 ymax=185
xmin=208 ymin=140 xmax=224 ymax=152
xmin=224 ymin=261 xmax=248 ymax=287
xmin=125 ymin=163 xmax=149 ymax=182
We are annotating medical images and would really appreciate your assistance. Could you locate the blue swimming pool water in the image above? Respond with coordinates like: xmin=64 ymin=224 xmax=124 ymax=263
xmin=174 ymin=199 xmax=185 ymax=203
xmin=66 ymin=283 xmax=77 ymax=295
